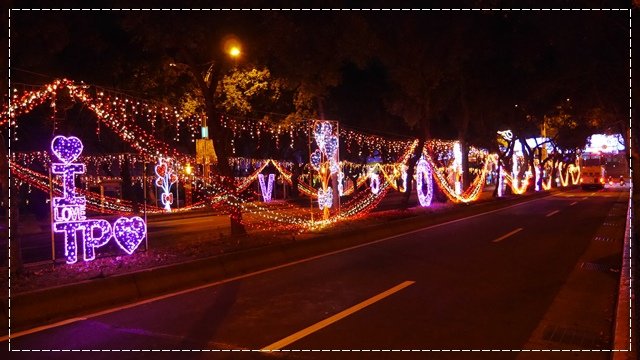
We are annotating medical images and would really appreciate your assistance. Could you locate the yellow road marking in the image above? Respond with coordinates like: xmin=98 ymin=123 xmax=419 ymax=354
xmin=0 ymin=317 xmax=87 ymax=342
xmin=492 ymin=228 xmax=523 ymax=243
xmin=261 ymin=281 xmax=415 ymax=351
xmin=546 ymin=210 xmax=560 ymax=217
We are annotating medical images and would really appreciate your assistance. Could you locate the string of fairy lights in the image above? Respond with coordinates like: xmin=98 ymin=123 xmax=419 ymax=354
xmin=3 ymin=79 xmax=583 ymax=232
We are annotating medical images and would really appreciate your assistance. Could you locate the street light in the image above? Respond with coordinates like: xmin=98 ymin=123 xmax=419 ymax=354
xmin=229 ymin=46 xmax=241 ymax=58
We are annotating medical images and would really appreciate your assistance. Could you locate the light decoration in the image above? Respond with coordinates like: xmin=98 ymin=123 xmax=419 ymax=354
xmin=504 ymin=170 xmax=531 ymax=195
xmin=50 ymin=135 xmax=146 ymax=264
xmin=497 ymin=167 xmax=504 ymax=197
xmin=415 ymin=156 xmax=433 ymax=207
xmin=534 ymin=165 xmax=541 ymax=192
xmin=310 ymin=120 xmax=340 ymax=220
xmin=511 ymin=152 xmax=519 ymax=190
xmin=453 ymin=142 xmax=462 ymax=195
xmin=317 ymin=187 xmax=334 ymax=209
xmin=584 ymin=134 xmax=625 ymax=154
xmin=557 ymin=163 xmax=581 ymax=187
xmin=424 ymin=150 xmax=492 ymax=203
xmin=258 ymin=173 xmax=275 ymax=202
xmin=155 ymin=157 xmax=178 ymax=212
xmin=400 ymin=168 xmax=408 ymax=193
xmin=369 ymin=172 xmax=380 ymax=194
xmin=11 ymin=80 xmax=587 ymax=234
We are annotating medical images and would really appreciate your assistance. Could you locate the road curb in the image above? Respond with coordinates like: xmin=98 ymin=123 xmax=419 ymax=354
xmin=5 ymin=191 xmax=554 ymax=333
xmin=613 ymin=195 xmax=636 ymax=359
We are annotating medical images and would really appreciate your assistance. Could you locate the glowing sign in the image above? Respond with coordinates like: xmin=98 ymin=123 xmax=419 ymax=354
xmin=416 ymin=156 xmax=433 ymax=207
xmin=51 ymin=135 xmax=146 ymax=264
xmin=584 ymin=134 xmax=625 ymax=154
xmin=258 ymin=173 xmax=275 ymax=202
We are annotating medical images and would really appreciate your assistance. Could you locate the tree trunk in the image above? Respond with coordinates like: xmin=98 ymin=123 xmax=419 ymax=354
xmin=458 ymin=74 xmax=471 ymax=189
xmin=1 ymin=137 xmax=22 ymax=272
xmin=401 ymin=136 xmax=426 ymax=210
xmin=191 ymin=60 xmax=247 ymax=236
xmin=459 ymin=137 xmax=470 ymax=190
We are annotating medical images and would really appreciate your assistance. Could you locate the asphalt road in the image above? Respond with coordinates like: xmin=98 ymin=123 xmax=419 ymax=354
xmin=4 ymin=188 xmax=627 ymax=359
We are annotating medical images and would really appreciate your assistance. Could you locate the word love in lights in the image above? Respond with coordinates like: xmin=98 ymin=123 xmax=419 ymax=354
xmin=51 ymin=135 xmax=147 ymax=264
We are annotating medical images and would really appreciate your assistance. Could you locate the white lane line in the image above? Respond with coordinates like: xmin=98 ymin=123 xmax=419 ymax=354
xmin=546 ymin=210 xmax=560 ymax=217
xmin=262 ymin=281 xmax=415 ymax=351
xmin=492 ymin=228 xmax=523 ymax=243
xmin=570 ymin=201 xmax=578 ymax=206
xmin=2 ymin=194 xmax=556 ymax=341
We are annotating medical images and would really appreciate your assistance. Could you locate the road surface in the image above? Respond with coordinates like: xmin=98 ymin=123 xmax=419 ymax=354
xmin=4 ymin=188 xmax=628 ymax=358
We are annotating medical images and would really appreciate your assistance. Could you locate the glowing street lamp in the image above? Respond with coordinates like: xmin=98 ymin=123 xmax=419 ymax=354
xmin=229 ymin=46 xmax=241 ymax=58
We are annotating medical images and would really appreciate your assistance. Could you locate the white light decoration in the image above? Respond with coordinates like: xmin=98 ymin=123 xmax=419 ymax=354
xmin=584 ymin=133 xmax=625 ymax=154
xmin=400 ymin=170 xmax=408 ymax=193
xmin=258 ymin=173 xmax=275 ymax=202
xmin=534 ymin=165 xmax=541 ymax=192
xmin=155 ymin=157 xmax=178 ymax=212
xmin=50 ymin=135 xmax=147 ymax=264
xmin=337 ymin=171 xmax=344 ymax=196
xmin=311 ymin=120 xmax=340 ymax=219
xmin=512 ymin=152 xmax=519 ymax=190
xmin=416 ymin=156 xmax=433 ymax=207
xmin=453 ymin=141 xmax=462 ymax=195
xmin=318 ymin=187 xmax=333 ymax=209
xmin=497 ymin=168 xmax=504 ymax=197
xmin=497 ymin=130 xmax=513 ymax=141
xmin=369 ymin=172 xmax=380 ymax=194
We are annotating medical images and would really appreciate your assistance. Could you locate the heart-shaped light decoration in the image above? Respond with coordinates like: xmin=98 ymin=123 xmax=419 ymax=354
xmin=51 ymin=135 xmax=83 ymax=164
xmin=112 ymin=216 xmax=146 ymax=255
xmin=169 ymin=173 xmax=178 ymax=185
xmin=155 ymin=163 xmax=167 ymax=178
xmin=323 ymin=135 xmax=339 ymax=159
xmin=314 ymin=122 xmax=333 ymax=148
xmin=310 ymin=149 xmax=323 ymax=171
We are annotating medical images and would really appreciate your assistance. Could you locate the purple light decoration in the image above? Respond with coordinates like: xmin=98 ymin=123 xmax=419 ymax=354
xmin=50 ymin=135 xmax=147 ymax=264
xmin=51 ymin=135 xmax=83 ymax=164
xmin=314 ymin=121 xmax=333 ymax=149
xmin=416 ymin=157 xmax=433 ymax=207
xmin=258 ymin=173 xmax=275 ymax=202
xmin=55 ymin=220 xmax=113 ymax=263
xmin=112 ymin=217 xmax=147 ymax=255
xmin=369 ymin=173 xmax=380 ymax=194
